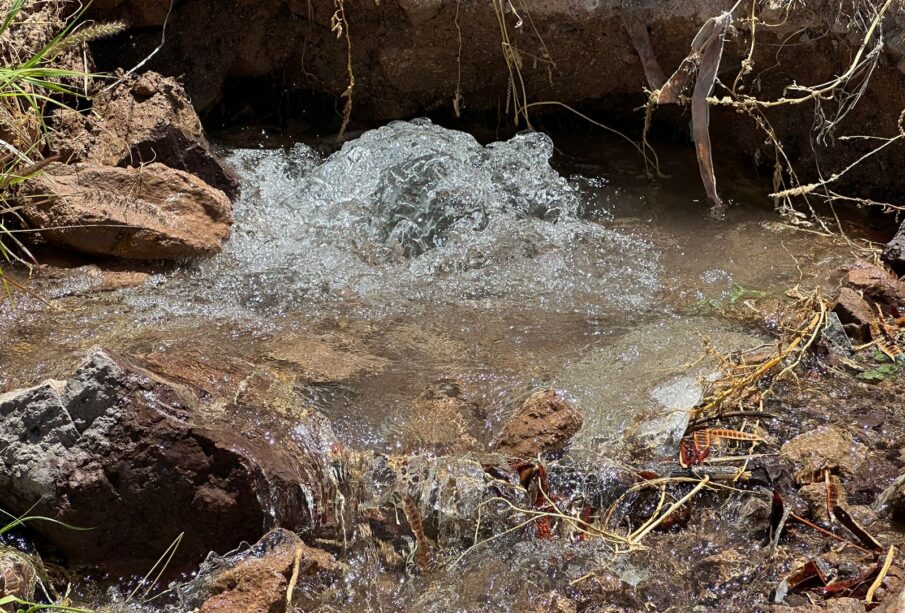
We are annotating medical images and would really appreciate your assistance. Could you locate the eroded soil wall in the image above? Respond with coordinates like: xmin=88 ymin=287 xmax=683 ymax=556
xmin=90 ymin=0 xmax=905 ymax=201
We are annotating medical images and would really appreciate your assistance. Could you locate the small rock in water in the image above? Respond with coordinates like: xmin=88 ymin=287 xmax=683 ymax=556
xmin=0 ymin=547 xmax=37 ymax=603
xmin=392 ymin=378 xmax=481 ymax=454
xmin=822 ymin=311 xmax=854 ymax=355
xmin=532 ymin=591 xmax=577 ymax=613
xmin=624 ymin=376 xmax=703 ymax=459
xmin=780 ymin=425 xmax=867 ymax=482
xmin=875 ymin=471 xmax=905 ymax=520
xmin=856 ymin=411 xmax=885 ymax=429
xmin=98 ymin=270 xmax=151 ymax=291
xmin=799 ymin=481 xmax=848 ymax=525
xmin=179 ymin=529 xmax=341 ymax=613
xmin=846 ymin=260 xmax=904 ymax=297
xmin=831 ymin=287 xmax=875 ymax=342
xmin=492 ymin=390 xmax=583 ymax=458
xmin=698 ymin=548 xmax=748 ymax=586
xmin=263 ymin=334 xmax=388 ymax=384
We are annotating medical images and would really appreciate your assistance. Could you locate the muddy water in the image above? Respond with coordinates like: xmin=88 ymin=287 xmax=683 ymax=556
xmin=0 ymin=119 xmax=857 ymax=608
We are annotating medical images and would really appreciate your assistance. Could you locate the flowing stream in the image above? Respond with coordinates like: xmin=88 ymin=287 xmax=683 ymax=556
xmin=0 ymin=119 xmax=857 ymax=609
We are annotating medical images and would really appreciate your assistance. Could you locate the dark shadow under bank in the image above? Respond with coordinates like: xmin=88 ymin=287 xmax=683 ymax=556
xmin=88 ymin=0 xmax=905 ymax=236
xmin=201 ymin=75 xmax=896 ymax=246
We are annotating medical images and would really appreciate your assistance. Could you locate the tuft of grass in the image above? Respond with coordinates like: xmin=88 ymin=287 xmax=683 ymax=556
xmin=0 ymin=506 xmax=93 ymax=612
xmin=0 ymin=0 xmax=115 ymax=298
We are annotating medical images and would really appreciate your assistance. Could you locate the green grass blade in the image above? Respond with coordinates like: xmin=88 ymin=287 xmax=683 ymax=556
xmin=0 ymin=0 xmax=25 ymax=37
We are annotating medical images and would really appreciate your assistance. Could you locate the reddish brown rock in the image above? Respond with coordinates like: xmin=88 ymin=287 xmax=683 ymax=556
xmin=831 ymin=286 xmax=875 ymax=342
xmin=396 ymin=379 xmax=482 ymax=454
xmin=780 ymin=425 xmax=867 ymax=483
xmin=97 ymin=269 xmax=150 ymax=291
xmin=189 ymin=529 xmax=341 ymax=613
xmin=50 ymin=72 xmax=239 ymax=200
xmin=18 ymin=263 xmax=150 ymax=298
xmin=492 ymin=390 xmax=582 ymax=458
xmin=24 ymin=162 xmax=232 ymax=260
xmin=844 ymin=260 xmax=905 ymax=309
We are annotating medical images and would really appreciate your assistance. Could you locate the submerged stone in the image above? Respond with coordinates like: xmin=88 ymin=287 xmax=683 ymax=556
xmin=178 ymin=529 xmax=341 ymax=613
xmin=624 ymin=375 xmax=702 ymax=459
xmin=0 ymin=547 xmax=37 ymax=604
xmin=780 ymin=425 xmax=867 ymax=482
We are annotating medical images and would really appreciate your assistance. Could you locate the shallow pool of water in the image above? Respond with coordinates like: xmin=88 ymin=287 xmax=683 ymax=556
xmin=0 ymin=119 xmax=860 ymax=609
xmin=0 ymin=120 xmax=851 ymax=452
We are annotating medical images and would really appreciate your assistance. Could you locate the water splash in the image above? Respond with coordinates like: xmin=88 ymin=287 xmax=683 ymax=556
xmin=128 ymin=119 xmax=661 ymax=320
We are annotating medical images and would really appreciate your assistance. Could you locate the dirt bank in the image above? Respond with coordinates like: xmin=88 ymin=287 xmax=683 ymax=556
xmin=90 ymin=0 xmax=905 ymax=203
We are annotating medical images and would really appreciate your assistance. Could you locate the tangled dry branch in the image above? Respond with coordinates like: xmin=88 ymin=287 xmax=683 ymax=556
xmin=642 ymin=0 xmax=902 ymax=222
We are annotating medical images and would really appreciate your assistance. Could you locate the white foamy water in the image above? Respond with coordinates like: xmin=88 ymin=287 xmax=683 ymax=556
xmin=127 ymin=119 xmax=661 ymax=321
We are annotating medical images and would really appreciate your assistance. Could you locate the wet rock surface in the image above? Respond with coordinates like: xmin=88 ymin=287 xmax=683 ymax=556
xmin=780 ymin=425 xmax=868 ymax=482
xmin=492 ymin=390 xmax=583 ymax=458
xmin=50 ymin=72 xmax=240 ymax=201
xmin=875 ymin=471 xmax=905 ymax=520
xmin=0 ymin=547 xmax=37 ymax=604
xmin=179 ymin=529 xmax=341 ymax=613
xmin=832 ymin=287 xmax=876 ymax=342
xmin=843 ymin=260 xmax=905 ymax=311
xmin=624 ymin=375 xmax=702 ymax=459
xmin=394 ymin=379 xmax=482 ymax=454
xmin=7 ymin=263 xmax=151 ymax=299
xmin=882 ymin=221 xmax=905 ymax=275
xmin=0 ymin=348 xmax=346 ymax=570
xmin=23 ymin=162 xmax=232 ymax=260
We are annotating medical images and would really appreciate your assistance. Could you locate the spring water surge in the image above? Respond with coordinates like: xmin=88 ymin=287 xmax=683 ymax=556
xmin=1 ymin=119 xmax=854 ymax=610
xmin=146 ymin=119 xmax=660 ymax=319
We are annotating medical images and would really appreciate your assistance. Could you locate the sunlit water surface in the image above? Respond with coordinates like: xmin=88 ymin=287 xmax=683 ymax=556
xmin=0 ymin=119 xmax=855 ymax=610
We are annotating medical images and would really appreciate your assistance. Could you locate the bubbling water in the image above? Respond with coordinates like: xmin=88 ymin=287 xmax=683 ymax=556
xmin=128 ymin=119 xmax=661 ymax=321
